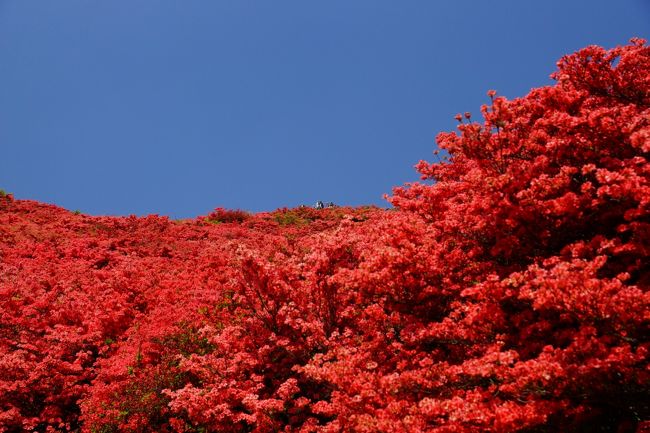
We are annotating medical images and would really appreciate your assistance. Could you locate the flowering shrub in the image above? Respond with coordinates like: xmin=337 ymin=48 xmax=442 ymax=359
xmin=204 ymin=208 xmax=251 ymax=224
xmin=0 ymin=39 xmax=648 ymax=432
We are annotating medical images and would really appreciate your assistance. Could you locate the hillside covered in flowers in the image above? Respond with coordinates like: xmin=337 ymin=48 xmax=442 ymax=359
xmin=1 ymin=39 xmax=649 ymax=433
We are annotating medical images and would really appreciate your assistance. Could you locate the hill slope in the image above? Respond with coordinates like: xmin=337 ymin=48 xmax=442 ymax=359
xmin=1 ymin=39 xmax=649 ymax=433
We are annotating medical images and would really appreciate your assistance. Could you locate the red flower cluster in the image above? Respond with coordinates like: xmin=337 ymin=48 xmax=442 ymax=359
xmin=1 ymin=39 xmax=648 ymax=432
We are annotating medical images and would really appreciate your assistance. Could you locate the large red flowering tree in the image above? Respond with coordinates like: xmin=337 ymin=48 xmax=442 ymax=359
xmin=0 ymin=39 xmax=648 ymax=432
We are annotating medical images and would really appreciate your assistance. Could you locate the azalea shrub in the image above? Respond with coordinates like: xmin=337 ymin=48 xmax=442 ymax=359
xmin=204 ymin=208 xmax=251 ymax=224
xmin=0 ymin=39 xmax=648 ymax=433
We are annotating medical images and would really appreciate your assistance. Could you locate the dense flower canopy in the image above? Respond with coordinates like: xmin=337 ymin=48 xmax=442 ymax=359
xmin=1 ymin=39 xmax=649 ymax=432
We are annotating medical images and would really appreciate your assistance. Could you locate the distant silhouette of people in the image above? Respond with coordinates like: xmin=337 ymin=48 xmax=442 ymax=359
xmin=312 ymin=201 xmax=337 ymax=209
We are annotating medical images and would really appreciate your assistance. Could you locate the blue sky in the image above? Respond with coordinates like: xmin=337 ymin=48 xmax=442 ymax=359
xmin=0 ymin=1 xmax=648 ymax=218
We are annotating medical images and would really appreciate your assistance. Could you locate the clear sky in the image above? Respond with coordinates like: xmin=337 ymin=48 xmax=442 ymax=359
xmin=0 ymin=1 xmax=648 ymax=218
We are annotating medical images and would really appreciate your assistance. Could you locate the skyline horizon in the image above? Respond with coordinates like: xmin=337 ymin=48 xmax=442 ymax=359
xmin=1 ymin=1 xmax=648 ymax=218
